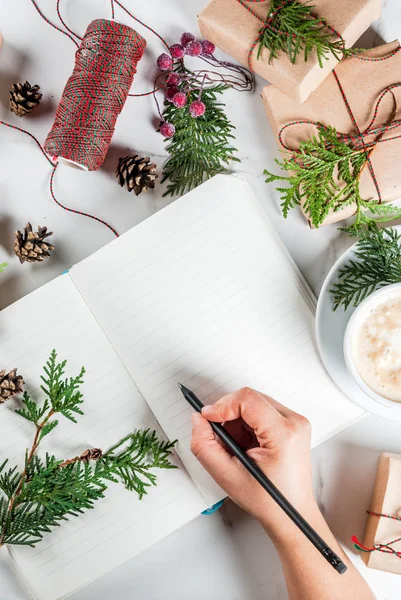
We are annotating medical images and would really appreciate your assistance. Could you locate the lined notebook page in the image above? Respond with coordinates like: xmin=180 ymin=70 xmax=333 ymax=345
xmin=0 ymin=276 xmax=204 ymax=600
xmin=70 ymin=175 xmax=364 ymax=506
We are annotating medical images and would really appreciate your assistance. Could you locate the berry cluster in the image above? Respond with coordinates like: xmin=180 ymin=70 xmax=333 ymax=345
xmin=157 ymin=32 xmax=216 ymax=138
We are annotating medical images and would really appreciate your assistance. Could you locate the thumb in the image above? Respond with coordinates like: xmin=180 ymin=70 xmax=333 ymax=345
xmin=190 ymin=413 xmax=238 ymax=487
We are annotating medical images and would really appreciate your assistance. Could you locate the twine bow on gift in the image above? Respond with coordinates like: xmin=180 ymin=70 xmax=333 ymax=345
xmin=353 ymin=511 xmax=401 ymax=559
xmin=236 ymin=0 xmax=348 ymax=68
xmin=278 ymin=73 xmax=401 ymax=205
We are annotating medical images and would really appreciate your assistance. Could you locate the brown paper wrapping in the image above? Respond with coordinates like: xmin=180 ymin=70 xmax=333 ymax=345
xmin=262 ymin=41 xmax=401 ymax=227
xmin=362 ymin=453 xmax=401 ymax=574
xmin=198 ymin=0 xmax=381 ymax=103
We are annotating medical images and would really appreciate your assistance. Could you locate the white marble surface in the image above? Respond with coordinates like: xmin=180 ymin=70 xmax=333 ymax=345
xmin=0 ymin=0 xmax=401 ymax=598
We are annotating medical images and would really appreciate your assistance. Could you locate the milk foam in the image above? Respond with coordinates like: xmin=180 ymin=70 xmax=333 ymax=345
xmin=353 ymin=293 xmax=401 ymax=402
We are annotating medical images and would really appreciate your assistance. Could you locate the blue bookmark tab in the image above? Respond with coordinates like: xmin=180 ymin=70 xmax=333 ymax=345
xmin=201 ymin=499 xmax=225 ymax=515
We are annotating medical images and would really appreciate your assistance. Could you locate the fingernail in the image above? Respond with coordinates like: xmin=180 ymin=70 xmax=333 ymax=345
xmin=202 ymin=405 xmax=212 ymax=415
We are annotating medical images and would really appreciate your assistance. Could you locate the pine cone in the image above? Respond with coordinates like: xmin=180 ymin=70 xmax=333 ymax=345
xmin=80 ymin=448 xmax=103 ymax=463
xmin=116 ymin=155 xmax=158 ymax=196
xmin=0 ymin=369 xmax=24 ymax=403
xmin=10 ymin=81 xmax=42 ymax=117
xmin=14 ymin=223 xmax=54 ymax=264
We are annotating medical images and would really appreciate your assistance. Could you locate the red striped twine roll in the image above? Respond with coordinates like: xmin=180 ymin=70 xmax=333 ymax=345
xmin=44 ymin=19 xmax=146 ymax=171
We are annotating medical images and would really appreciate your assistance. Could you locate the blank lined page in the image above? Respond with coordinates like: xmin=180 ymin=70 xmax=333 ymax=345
xmin=0 ymin=276 xmax=204 ymax=600
xmin=71 ymin=175 xmax=364 ymax=505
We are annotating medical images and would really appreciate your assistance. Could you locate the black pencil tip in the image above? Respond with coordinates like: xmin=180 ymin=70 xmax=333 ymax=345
xmin=177 ymin=382 xmax=183 ymax=390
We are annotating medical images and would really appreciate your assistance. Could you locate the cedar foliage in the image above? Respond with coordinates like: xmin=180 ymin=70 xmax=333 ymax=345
xmin=161 ymin=65 xmax=238 ymax=197
xmin=264 ymin=125 xmax=401 ymax=229
xmin=0 ymin=351 xmax=176 ymax=548
xmin=0 ymin=263 xmax=7 ymax=273
xmin=258 ymin=0 xmax=354 ymax=65
xmin=331 ymin=224 xmax=401 ymax=311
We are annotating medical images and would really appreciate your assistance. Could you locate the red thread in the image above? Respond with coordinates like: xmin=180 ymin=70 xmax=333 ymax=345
xmin=50 ymin=166 xmax=119 ymax=237
xmin=44 ymin=19 xmax=146 ymax=171
xmin=29 ymin=0 xmax=80 ymax=47
xmin=353 ymin=511 xmax=401 ymax=559
xmin=0 ymin=120 xmax=119 ymax=237
xmin=277 ymin=50 xmax=401 ymax=206
xmin=0 ymin=120 xmax=56 ymax=167
xmin=56 ymin=0 xmax=82 ymax=41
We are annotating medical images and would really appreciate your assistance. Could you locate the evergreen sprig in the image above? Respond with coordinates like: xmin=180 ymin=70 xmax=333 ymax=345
xmin=161 ymin=65 xmax=238 ymax=197
xmin=0 ymin=351 xmax=176 ymax=548
xmin=0 ymin=263 xmax=7 ymax=273
xmin=264 ymin=125 xmax=401 ymax=229
xmin=258 ymin=0 xmax=354 ymax=66
xmin=330 ymin=223 xmax=401 ymax=311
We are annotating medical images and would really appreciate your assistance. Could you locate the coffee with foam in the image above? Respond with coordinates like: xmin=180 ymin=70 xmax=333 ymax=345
xmin=352 ymin=292 xmax=401 ymax=402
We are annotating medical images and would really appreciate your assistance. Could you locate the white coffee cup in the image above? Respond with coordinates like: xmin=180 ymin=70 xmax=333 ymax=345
xmin=344 ymin=282 xmax=401 ymax=409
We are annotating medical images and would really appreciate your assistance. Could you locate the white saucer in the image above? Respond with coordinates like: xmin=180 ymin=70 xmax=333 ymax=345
xmin=316 ymin=229 xmax=401 ymax=421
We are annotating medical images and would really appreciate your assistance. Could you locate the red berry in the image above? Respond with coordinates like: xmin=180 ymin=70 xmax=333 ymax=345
xmin=172 ymin=91 xmax=187 ymax=108
xmin=186 ymin=40 xmax=203 ymax=57
xmin=165 ymin=85 xmax=180 ymax=101
xmin=201 ymin=40 xmax=216 ymax=55
xmin=167 ymin=73 xmax=181 ymax=86
xmin=181 ymin=32 xmax=196 ymax=47
xmin=170 ymin=44 xmax=186 ymax=59
xmin=157 ymin=53 xmax=173 ymax=71
xmin=160 ymin=121 xmax=176 ymax=138
xmin=189 ymin=99 xmax=206 ymax=118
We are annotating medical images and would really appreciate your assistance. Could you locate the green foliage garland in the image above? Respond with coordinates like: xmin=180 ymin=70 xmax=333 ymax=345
xmin=256 ymin=0 xmax=354 ymax=66
xmin=264 ymin=125 xmax=401 ymax=229
xmin=161 ymin=65 xmax=238 ymax=197
xmin=330 ymin=224 xmax=401 ymax=311
xmin=0 ymin=351 xmax=176 ymax=548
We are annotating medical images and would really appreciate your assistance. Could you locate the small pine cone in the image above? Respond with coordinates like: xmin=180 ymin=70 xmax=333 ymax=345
xmin=14 ymin=223 xmax=54 ymax=264
xmin=10 ymin=81 xmax=42 ymax=117
xmin=0 ymin=369 xmax=24 ymax=403
xmin=80 ymin=448 xmax=103 ymax=463
xmin=116 ymin=155 xmax=158 ymax=196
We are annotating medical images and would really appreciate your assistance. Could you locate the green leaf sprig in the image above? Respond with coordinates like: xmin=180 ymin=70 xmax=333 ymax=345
xmin=255 ymin=0 xmax=355 ymax=66
xmin=264 ymin=124 xmax=401 ymax=229
xmin=330 ymin=223 xmax=401 ymax=311
xmin=161 ymin=63 xmax=239 ymax=197
xmin=0 ymin=351 xmax=176 ymax=548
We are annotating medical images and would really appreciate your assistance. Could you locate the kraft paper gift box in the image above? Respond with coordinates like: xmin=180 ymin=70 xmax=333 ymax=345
xmin=361 ymin=453 xmax=401 ymax=574
xmin=262 ymin=41 xmax=401 ymax=227
xmin=198 ymin=0 xmax=381 ymax=103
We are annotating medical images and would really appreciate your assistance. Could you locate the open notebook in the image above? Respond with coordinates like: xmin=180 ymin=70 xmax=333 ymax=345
xmin=0 ymin=175 xmax=364 ymax=600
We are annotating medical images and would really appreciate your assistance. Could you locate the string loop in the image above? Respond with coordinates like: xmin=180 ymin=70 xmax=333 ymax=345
xmin=353 ymin=511 xmax=401 ymax=559
xmin=278 ymin=62 xmax=401 ymax=205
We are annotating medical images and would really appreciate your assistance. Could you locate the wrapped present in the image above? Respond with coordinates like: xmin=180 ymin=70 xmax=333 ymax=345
xmin=262 ymin=41 xmax=401 ymax=227
xmin=353 ymin=452 xmax=401 ymax=574
xmin=198 ymin=0 xmax=381 ymax=103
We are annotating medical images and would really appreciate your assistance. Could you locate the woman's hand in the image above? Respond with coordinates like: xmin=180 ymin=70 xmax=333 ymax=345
xmin=191 ymin=388 xmax=376 ymax=600
xmin=191 ymin=387 xmax=316 ymax=536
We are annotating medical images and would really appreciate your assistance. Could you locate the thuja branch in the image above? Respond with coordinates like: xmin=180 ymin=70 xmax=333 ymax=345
xmin=0 ymin=263 xmax=7 ymax=273
xmin=257 ymin=0 xmax=355 ymax=66
xmin=0 ymin=351 xmax=176 ymax=548
xmin=264 ymin=125 xmax=401 ymax=229
xmin=331 ymin=223 xmax=401 ymax=311
xmin=161 ymin=64 xmax=238 ymax=197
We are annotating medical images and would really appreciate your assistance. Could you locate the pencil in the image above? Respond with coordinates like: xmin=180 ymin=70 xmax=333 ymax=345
xmin=178 ymin=382 xmax=347 ymax=575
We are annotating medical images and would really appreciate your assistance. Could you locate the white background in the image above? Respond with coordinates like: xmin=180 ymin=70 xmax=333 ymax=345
xmin=1 ymin=0 xmax=401 ymax=598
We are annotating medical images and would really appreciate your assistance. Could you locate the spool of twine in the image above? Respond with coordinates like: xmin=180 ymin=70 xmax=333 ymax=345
xmin=44 ymin=18 xmax=146 ymax=171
